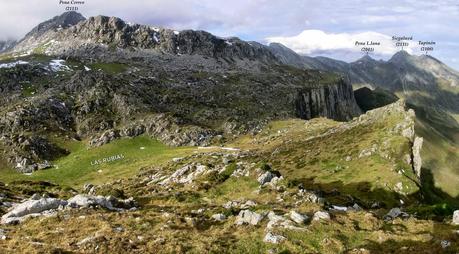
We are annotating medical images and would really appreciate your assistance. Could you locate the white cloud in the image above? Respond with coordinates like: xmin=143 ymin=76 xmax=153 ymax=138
xmin=266 ymin=29 xmax=416 ymax=56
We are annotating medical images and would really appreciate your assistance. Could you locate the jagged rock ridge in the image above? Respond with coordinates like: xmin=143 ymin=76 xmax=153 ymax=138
xmin=11 ymin=12 xmax=277 ymax=63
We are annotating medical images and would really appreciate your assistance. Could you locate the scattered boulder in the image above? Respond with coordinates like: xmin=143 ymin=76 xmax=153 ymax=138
xmin=235 ymin=210 xmax=265 ymax=225
xmin=289 ymin=211 xmax=308 ymax=224
xmin=223 ymin=200 xmax=239 ymax=209
xmin=160 ymin=163 xmax=210 ymax=185
xmin=441 ymin=240 xmax=451 ymax=249
xmin=223 ymin=200 xmax=256 ymax=210
xmin=191 ymin=208 xmax=205 ymax=215
xmin=89 ymin=129 xmax=120 ymax=147
xmin=211 ymin=213 xmax=226 ymax=221
xmin=0 ymin=229 xmax=6 ymax=240
xmin=312 ymin=211 xmax=330 ymax=222
xmin=452 ymin=210 xmax=459 ymax=225
xmin=240 ymin=200 xmax=257 ymax=209
xmin=257 ymin=171 xmax=276 ymax=185
xmin=222 ymin=157 xmax=231 ymax=165
xmin=331 ymin=205 xmax=348 ymax=212
xmin=172 ymin=157 xmax=183 ymax=163
xmin=384 ymin=207 xmax=408 ymax=220
xmin=394 ymin=182 xmax=404 ymax=194
xmin=67 ymin=194 xmax=136 ymax=211
xmin=263 ymin=232 xmax=286 ymax=244
xmin=267 ymin=211 xmax=288 ymax=229
xmin=266 ymin=211 xmax=299 ymax=230
xmin=350 ymin=203 xmax=362 ymax=211
xmin=298 ymin=190 xmax=324 ymax=204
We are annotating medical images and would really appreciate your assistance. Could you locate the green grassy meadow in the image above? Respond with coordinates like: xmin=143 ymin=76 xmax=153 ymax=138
xmin=0 ymin=136 xmax=196 ymax=189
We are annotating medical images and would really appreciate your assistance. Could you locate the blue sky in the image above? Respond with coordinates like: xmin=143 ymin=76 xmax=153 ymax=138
xmin=1 ymin=0 xmax=458 ymax=69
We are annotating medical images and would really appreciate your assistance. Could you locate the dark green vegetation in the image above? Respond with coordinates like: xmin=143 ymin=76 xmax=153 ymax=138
xmin=89 ymin=62 xmax=128 ymax=74
xmin=354 ymin=87 xmax=398 ymax=112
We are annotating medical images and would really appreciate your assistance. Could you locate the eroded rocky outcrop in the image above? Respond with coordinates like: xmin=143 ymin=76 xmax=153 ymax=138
xmin=1 ymin=194 xmax=136 ymax=224
xmin=412 ymin=136 xmax=423 ymax=178
xmin=89 ymin=114 xmax=216 ymax=147
xmin=357 ymin=100 xmax=423 ymax=180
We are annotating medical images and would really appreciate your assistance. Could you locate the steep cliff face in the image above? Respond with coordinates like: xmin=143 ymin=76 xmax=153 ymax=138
xmin=295 ymin=79 xmax=361 ymax=121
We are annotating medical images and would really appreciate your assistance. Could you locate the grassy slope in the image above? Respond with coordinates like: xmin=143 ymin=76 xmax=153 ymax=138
xmin=0 ymin=136 xmax=195 ymax=188
xmin=415 ymin=116 xmax=459 ymax=198
xmin=403 ymin=99 xmax=459 ymax=198
xmin=1 ymin=115 xmax=457 ymax=253
xmin=230 ymin=112 xmax=419 ymax=207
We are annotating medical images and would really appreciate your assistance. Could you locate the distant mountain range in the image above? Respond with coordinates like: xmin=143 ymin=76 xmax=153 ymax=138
xmin=269 ymin=42 xmax=459 ymax=197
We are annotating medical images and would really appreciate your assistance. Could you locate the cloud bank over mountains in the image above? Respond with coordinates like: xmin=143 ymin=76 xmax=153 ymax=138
xmin=266 ymin=30 xmax=416 ymax=59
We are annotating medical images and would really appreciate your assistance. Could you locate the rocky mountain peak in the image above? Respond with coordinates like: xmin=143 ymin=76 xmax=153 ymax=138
xmin=80 ymin=15 xmax=127 ymax=32
xmin=9 ymin=12 xmax=279 ymax=62
xmin=388 ymin=50 xmax=411 ymax=64
xmin=269 ymin=42 xmax=294 ymax=51
xmin=360 ymin=54 xmax=374 ymax=61
xmin=23 ymin=11 xmax=85 ymax=39
xmin=351 ymin=55 xmax=380 ymax=69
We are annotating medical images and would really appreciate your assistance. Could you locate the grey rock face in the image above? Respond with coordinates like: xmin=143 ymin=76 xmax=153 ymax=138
xmin=1 ymin=198 xmax=67 ymax=224
xmin=0 ymin=194 xmax=136 ymax=224
xmin=24 ymin=11 xmax=85 ymax=39
xmin=295 ymin=79 xmax=361 ymax=121
xmin=159 ymin=163 xmax=210 ymax=185
xmin=88 ymin=114 xmax=215 ymax=148
xmin=4 ymin=134 xmax=68 ymax=173
xmin=412 ymin=136 xmax=423 ymax=178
